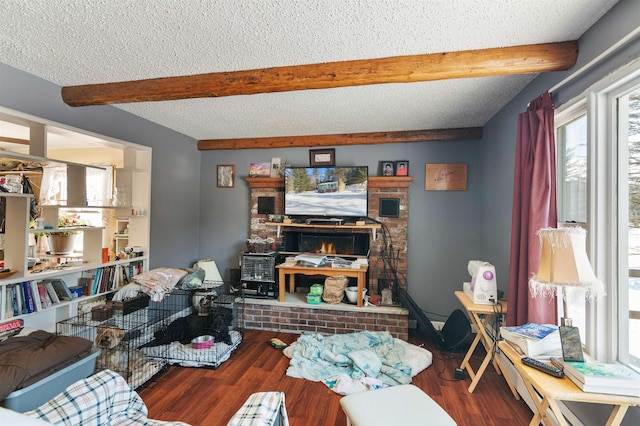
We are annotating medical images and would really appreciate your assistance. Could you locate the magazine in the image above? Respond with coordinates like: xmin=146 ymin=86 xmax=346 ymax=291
xmin=502 ymin=323 xmax=558 ymax=340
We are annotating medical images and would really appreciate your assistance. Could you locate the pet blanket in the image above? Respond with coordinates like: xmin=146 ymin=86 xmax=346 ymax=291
xmin=25 ymin=369 xmax=189 ymax=425
xmin=284 ymin=331 xmax=432 ymax=395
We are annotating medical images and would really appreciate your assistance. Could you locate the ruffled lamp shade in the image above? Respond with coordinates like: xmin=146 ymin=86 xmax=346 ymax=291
xmin=529 ymin=227 xmax=605 ymax=325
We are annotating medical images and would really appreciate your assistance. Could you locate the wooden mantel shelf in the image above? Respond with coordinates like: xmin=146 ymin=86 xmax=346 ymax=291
xmin=245 ymin=176 xmax=414 ymax=189
xmin=265 ymin=221 xmax=381 ymax=239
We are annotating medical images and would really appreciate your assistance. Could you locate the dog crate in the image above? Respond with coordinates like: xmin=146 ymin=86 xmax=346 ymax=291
xmin=56 ymin=301 xmax=168 ymax=390
xmin=136 ymin=286 xmax=243 ymax=369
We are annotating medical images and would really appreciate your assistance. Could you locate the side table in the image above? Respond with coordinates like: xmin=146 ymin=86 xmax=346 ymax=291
xmin=276 ymin=264 xmax=368 ymax=307
xmin=455 ymin=290 xmax=518 ymax=397
xmin=499 ymin=340 xmax=640 ymax=426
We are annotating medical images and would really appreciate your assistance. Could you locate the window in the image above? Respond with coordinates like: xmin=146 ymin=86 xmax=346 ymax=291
xmin=556 ymin=112 xmax=587 ymax=224
xmin=556 ymin=59 xmax=640 ymax=369
xmin=556 ymin=108 xmax=588 ymax=339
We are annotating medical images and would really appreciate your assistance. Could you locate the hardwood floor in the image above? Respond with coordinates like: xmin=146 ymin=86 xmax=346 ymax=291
xmin=138 ymin=329 xmax=533 ymax=426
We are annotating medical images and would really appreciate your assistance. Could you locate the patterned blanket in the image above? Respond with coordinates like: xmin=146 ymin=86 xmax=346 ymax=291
xmin=24 ymin=369 xmax=188 ymax=425
xmin=285 ymin=331 xmax=423 ymax=395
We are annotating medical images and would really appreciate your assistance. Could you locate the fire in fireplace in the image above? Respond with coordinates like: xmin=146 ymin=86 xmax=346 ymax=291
xmin=283 ymin=231 xmax=369 ymax=256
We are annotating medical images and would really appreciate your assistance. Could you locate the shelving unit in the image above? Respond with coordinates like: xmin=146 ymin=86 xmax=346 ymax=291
xmin=113 ymin=218 xmax=130 ymax=254
xmin=0 ymin=106 xmax=152 ymax=332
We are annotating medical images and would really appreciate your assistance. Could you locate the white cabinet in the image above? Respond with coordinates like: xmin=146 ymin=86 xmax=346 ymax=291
xmin=0 ymin=107 xmax=152 ymax=331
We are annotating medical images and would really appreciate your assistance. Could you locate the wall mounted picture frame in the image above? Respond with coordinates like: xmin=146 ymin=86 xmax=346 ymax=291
xmin=309 ymin=148 xmax=335 ymax=167
xmin=395 ymin=161 xmax=409 ymax=176
xmin=425 ymin=163 xmax=468 ymax=191
xmin=217 ymin=164 xmax=235 ymax=188
xmin=380 ymin=161 xmax=394 ymax=176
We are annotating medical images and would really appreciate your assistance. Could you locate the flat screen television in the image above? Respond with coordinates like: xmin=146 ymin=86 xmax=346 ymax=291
xmin=284 ymin=166 xmax=368 ymax=218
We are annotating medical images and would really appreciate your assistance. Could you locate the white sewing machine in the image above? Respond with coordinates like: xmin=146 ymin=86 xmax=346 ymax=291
xmin=463 ymin=260 xmax=498 ymax=305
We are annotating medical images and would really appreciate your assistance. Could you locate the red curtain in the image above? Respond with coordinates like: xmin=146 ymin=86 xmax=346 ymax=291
xmin=507 ymin=92 xmax=558 ymax=326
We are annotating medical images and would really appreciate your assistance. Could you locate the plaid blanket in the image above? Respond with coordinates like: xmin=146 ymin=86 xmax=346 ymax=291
xmin=226 ymin=392 xmax=289 ymax=426
xmin=24 ymin=370 xmax=189 ymax=425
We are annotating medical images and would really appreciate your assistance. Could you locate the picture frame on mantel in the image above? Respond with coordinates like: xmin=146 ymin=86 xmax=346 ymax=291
xmin=425 ymin=163 xmax=467 ymax=191
xmin=309 ymin=148 xmax=335 ymax=167
xmin=217 ymin=164 xmax=235 ymax=188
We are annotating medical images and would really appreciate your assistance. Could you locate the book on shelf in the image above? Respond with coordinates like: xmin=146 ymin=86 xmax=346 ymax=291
xmin=29 ymin=281 xmax=42 ymax=312
xmin=500 ymin=323 xmax=561 ymax=358
xmin=563 ymin=361 xmax=640 ymax=396
xmin=50 ymin=279 xmax=73 ymax=301
xmin=37 ymin=282 xmax=53 ymax=309
xmin=44 ymin=281 xmax=61 ymax=305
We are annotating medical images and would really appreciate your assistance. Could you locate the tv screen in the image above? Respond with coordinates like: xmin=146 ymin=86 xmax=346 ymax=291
xmin=284 ymin=166 xmax=368 ymax=217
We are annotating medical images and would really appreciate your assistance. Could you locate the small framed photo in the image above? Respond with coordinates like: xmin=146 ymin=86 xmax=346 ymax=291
xmin=249 ymin=162 xmax=271 ymax=177
xmin=309 ymin=148 xmax=335 ymax=167
xmin=380 ymin=161 xmax=394 ymax=176
xmin=395 ymin=161 xmax=409 ymax=176
xmin=217 ymin=164 xmax=235 ymax=188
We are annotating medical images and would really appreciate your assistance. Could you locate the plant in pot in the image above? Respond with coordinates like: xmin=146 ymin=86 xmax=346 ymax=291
xmin=45 ymin=213 xmax=88 ymax=255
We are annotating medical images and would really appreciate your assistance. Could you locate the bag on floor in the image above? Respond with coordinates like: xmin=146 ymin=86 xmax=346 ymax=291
xmin=323 ymin=275 xmax=348 ymax=304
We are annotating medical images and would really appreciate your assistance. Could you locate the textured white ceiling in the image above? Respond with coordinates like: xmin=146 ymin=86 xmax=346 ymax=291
xmin=0 ymin=0 xmax=619 ymax=141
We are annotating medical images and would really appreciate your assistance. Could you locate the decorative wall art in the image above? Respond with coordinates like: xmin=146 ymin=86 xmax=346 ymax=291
xmin=217 ymin=164 xmax=235 ymax=188
xmin=425 ymin=163 xmax=468 ymax=191
xmin=309 ymin=148 xmax=335 ymax=167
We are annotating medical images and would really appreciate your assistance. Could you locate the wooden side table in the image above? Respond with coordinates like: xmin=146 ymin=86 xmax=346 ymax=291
xmin=498 ymin=340 xmax=640 ymax=426
xmin=455 ymin=290 xmax=518 ymax=397
xmin=276 ymin=264 xmax=368 ymax=307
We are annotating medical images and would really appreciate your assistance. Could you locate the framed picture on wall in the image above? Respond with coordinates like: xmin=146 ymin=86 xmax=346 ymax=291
xmin=395 ymin=161 xmax=409 ymax=176
xmin=309 ymin=148 xmax=335 ymax=166
xmin=217 ymin=164 xmax=235 ymax=188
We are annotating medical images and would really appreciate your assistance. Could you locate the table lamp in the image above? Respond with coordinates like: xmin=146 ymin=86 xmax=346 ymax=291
xmin=529 ymin=227 xmax=605 ymax=327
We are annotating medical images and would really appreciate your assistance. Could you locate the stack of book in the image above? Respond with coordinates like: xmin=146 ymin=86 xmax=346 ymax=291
xmin=563 ymin=361 xmax=640 ymax=396
xmin=500 ymin=323 xmax=562 ymax=358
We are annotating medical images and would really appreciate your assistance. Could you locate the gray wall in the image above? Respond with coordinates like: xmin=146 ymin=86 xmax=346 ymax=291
xmin=0 ymin=63 xmax=202 ymax=270
xmin=199 ymin=141 xmax=480 ymax=319
xmin=480 ymin=0 xmax=640 ymax=423
xmin=1 ymin=0 xmax=639 ymax=331
xmin=480 ymin=0 xmax=640 ymax=290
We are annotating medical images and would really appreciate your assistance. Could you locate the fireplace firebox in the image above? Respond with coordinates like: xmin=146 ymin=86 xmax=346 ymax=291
xmin=283 ymin=231 xmax=369 ymax=257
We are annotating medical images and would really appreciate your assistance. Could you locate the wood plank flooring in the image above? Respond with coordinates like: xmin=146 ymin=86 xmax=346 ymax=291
xmin=138 ymin=329 xmax=532 ymax=426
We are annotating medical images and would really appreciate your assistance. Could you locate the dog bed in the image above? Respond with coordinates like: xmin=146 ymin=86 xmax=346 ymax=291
xmin=0 ymin=323 xmax=95 ymax=410
xmin=283 ymin=331 xmax=432 ymax=395
xmin=142 ymin=330 xmax=242 ymax=368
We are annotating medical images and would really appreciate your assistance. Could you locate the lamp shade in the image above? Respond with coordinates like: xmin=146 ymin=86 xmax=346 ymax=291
xmin=193 ymin=258 xmax=223 ymax=284
xmin=529 ymin=227 xmax=605 ymax=300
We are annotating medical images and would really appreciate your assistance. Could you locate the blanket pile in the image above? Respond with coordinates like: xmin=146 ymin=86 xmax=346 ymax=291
xmin=285 ymin=331 xmax=430 ymax=395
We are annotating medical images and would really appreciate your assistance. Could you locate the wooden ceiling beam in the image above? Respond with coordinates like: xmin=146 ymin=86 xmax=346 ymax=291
xmin=197 ymin=127 xmax=482 ymax=150
xmin=62 ymin=41 xmax=577 ymax=107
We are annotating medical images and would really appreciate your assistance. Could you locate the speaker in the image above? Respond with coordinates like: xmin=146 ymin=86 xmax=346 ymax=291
xmin=257 ymin=196 xmax=275 ymax=214
xmin=229 ymin=268 xmax=241 ymax=291
xmin=379 ymin=198 xmax=400 ymax=218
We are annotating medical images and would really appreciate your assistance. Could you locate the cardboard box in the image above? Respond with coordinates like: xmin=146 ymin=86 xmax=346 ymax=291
xmin=309 ymin=284 xmax=323 ymax=296
xmin=307 ymin=294 xmax=321 ymax=304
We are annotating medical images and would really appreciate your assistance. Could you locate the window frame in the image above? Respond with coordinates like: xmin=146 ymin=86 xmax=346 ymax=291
xmin=555 ymin=57 xmax=640 ymax=365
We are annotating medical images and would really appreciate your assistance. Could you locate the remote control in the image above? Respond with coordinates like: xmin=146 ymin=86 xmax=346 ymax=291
xmin=521 ymin=357 xmax=564 ymax=378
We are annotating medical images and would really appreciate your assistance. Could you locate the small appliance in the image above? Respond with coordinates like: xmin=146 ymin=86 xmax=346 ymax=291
xmin=464 ymin=260 xmax=498 ymax=305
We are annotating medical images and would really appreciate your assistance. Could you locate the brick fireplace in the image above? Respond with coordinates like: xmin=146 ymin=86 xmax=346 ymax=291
xmin=246 ymin=176 xmax=413 ymax=295
xmin=242 ymin=175 xmax=413 ymax=339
